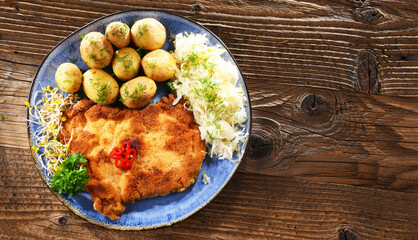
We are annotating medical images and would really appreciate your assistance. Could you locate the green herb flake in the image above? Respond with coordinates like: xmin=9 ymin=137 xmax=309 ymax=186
xmin=0 ymin=114 xmax=6 ymax=121
xmin=79 ymin=32 xmax=86 ymax=39
xmin=129 ymin=83 xmax=146 ymax=102
xmin=96 ymin=83 xmax=109 ymax=103
xmin=67 ymin=56 xmax=78 ymax=63
xmin=146 ymin=60 xmax=157 ymax=69
xmin=137 ymin=24 xmax=148 ymax=39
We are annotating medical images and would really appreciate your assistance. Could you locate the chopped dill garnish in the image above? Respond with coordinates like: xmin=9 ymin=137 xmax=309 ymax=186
xmin=116 ymin=52 xmax=136 ymax=75
xmin=96 ymin=83 xmax=109 ymax=104
xmin=89 ymin=39 xmax=98 ymax=45
xmin=136 ymin=47 xmax=144 ymax=56
xmin=88 ymin=53 xmax=95 ymax=62
xmin=129 ymin=83 xmax=146 ymax=101
xmin=0 ymin=114 xmax=6 ymax=121
xmin=109 ymin=22 xmax=129 ymax=37
xmin=79 ymin=32 xmax=86 ymax=39
xmin=100 ymin=47 xmax=111 ymax=54
xmin=137 ymin=23 xmax=148 ymax=39
xmin=67 ymin=56 xmax=78 ymax=63
xmin=146 ymin=60 xmax=157 ymax=69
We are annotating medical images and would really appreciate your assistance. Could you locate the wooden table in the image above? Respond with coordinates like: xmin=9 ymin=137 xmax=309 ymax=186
xmin=1 ymin=0 xmax=417 ymax=239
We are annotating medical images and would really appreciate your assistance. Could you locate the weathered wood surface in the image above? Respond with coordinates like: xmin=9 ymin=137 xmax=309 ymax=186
xmin=0 ymin=0 xmax=417 ymax=239
xmin=1 ymin=147 xmax=418 ymax=239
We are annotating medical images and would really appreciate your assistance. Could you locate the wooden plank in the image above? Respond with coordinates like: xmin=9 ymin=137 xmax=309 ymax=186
xmin=244 ymin=84 xmax=418 ymax=191
xmin=0 ymin=0 xmax=416 ymax=96
xmin=1 ymin=63 xmax=418 ymax=191
xmin=0 ymin=147 xmax=417 ymax=239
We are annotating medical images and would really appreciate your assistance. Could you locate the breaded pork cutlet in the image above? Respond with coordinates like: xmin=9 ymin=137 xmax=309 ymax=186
xmin=60 ymin=95 xmax=206 ymax=219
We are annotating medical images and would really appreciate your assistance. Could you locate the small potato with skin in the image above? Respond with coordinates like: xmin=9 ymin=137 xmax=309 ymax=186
xmin=120 ymin=77 xmax=156 ymax=109
xmin=105 ymin=22 xmax=130 ymax=48
xmin=55 ymin=63 xmax=82 ymax=93
xmin=112 ymin=47 xmax=141 ymax=81
xmin=142 ymin=49 xmax=177 ymax=82
xmin=80 ymin=32 xmax=114 ymax=69
xmin=131 ymin=18 xmax=166 ymax=50
xmin=83 ymin=69 xmax=119 ymax=105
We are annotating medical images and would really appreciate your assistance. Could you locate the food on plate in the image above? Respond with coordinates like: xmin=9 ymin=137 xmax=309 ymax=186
xmin=105 ymin=21 xmax=131 ymax=48
xmin=59 ymin=95 xmax=206 ymax=219
xmin=142 ymin=49 xmax=176 ymax=82
xmin=171 ymin=33 xmax=247 ymax=160
xmin=55 ymin=63 xmax=83 ymax=93
xmin=119 ymin=76 xmax=156 ymax=108
xmin=49 ymin=153 xmax=90 ymax=197
xmin=82 ymin=69 xmax=119 ymax=105
xmin=112 ymin=47 xmax=141 ymax=81
xmin=26 ymin=86 xmax=80 ymax=176
xmin=80 ymin=32 xmax=114 ymax=69
xmin=131 ymin=18 xmax=166 ymax=50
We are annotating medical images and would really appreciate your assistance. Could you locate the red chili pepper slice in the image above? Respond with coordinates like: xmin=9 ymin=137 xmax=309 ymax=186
xmin=121 ymin=141 xmax=130 ymax=153
xmin=114 ymin=156 xmax=124 ymax=169
xmin=121 ymin=158 xmax=132 ymax=170
xmin=126 ymin=148 xmax=136 ymax=161
xmin=110 ymin=141 xmax=136 ymax=170
xmin=110 ymin=147 xmax=122 ymax=159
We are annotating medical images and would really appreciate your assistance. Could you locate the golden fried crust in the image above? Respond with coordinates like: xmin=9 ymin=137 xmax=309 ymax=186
xmin=60 ymin=95 xmax=206 ymax=220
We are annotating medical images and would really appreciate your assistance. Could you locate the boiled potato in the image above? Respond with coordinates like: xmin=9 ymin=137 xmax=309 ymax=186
xmin=55 ymin=63 xmax=82 ymax=93
xmin=105 ymin=21 xmax=130 ymax=48
xmin=83 ymin=69 xmax=119 ymax=104
xmin=142 ymin=49 xmax=177 ymax=82
xmin=112 ymin=47 xmax=141 ymax=81
xmin=131 ymin=18 xmax=166 ymax=50
xmin=80 ymin=32 xmax=114 ymax=69
xmin=119 ymin=76 xmax=156 ymax=108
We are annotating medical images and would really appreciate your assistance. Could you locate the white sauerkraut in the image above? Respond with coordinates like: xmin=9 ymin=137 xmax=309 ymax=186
xmin=171 ymin=33 xmax=248 ymax=160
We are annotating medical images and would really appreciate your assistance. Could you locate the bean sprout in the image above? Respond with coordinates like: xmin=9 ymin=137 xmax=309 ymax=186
xmin=27 ymin=86 xmax=80 ymax=181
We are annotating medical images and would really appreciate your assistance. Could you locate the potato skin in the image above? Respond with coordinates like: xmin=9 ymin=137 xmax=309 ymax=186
xmin=112 ymin=47 xmax=141 ymax=81
xmin=119 ymin=76 xmax=156 ymax=108
xmin=82 ymin=69 xmax=119 ymax=104
xmin=80 ymin=32 xmax=114 ymax=69
xmin=55 ymin=63 xmax=82 ymax=93
xmin=105 ymin=22 xmax=130 ymax=48
xmin=141 ymin=49 xmax=177 ymax=82
xmin=131 ymin=18 xmax=166 ymax=50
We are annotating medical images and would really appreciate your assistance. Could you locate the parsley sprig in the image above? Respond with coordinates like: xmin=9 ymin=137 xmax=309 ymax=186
xmin=49 ymin=153 xmax=90 ymax=197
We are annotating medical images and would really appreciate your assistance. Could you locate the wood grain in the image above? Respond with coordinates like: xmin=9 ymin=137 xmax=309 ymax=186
xmin=0 ymin=0 xmax=417 ymax=238
xmin=1 ymin=147 xmax=418 ymax=239
xmin=243 ymin=84 xmax=418 ymax=192
xmin=0 ymin=0 xmax=417 ymax=95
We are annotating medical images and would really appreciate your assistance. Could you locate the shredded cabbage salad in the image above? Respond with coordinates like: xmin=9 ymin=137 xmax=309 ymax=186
xmin=171 ymin=33 xmax=248 ymax=160
xmin=27 ymin=86 xmax=79 ymax=180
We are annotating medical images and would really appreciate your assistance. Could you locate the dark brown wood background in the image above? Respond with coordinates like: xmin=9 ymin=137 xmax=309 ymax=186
xmin=1 ymin=0 xmax=417 ymax=239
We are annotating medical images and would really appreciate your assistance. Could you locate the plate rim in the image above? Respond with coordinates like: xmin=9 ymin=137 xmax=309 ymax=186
xmin=26 ymin=9 xmax=252 ymax=230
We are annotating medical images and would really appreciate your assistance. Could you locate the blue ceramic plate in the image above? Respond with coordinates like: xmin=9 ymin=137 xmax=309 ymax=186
xmin=27 ymin=10 xmax=251 ymax=230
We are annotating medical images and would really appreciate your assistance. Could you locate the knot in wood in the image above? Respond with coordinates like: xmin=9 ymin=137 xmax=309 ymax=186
xmin=355 ymin=7 xmax=382 ymax=24
xmin=301 ymin=94 xmax=330 ymax=118
xmin=337 ymin=227 xmax=361 ymax=240
xmin=242 ymin=117 xmax=292 ymax=172
xmin=58 ymin=216 xmax=67 ymax=226
xmin=193 ymin=3 xmax=202 ymax=14
xmin=361 ymin=8 xmax=381 ymax=22
xmin=248 ymin=134 xmax=272 ymax=159
xmin=355 ymin=50 xmax=380 ymax=94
